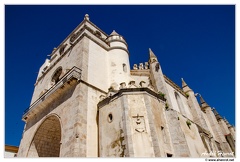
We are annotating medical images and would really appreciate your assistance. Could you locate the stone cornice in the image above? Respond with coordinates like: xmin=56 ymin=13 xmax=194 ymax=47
xmin=86 ymin=20 xmax=109 ymax=37
xmin=49 ymin=19 xmax=87 ymax=56
xmin=23 ymin=66 xmax=82 ymax=122
xmin=97 ymin=87 xmax=166 ymax=109
xmin=129 ymin=71 xmax=186 ymax=97
xmin=107 ymin=37 xmax=128 ymax=47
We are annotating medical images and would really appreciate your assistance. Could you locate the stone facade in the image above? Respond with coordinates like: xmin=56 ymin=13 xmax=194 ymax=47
xmin=17 ymin=14 xmax=235 ymax=157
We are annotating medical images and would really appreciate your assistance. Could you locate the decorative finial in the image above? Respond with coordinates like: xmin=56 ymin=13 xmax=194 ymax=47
xmin=181 ymin=78 xmax=187 ymax=88
xmin=199 ymin=95 xmax=205 ymax=104
xmin=149 ymin=48 xmax=156 ymax=58
xmin=181 ymin=78 xmax=193 ymax=93
xmin=200 ymin=95 xmax=210 ymax=109
xmin=110 ymin=30 xmax=119 ymax=36
xmin=149 ymin=48 xmax=158 ymax=63
xmin=84 ymin=14 xmax=89 ymax=20
xmin=52 ymin=47 xmax=57 ymax=53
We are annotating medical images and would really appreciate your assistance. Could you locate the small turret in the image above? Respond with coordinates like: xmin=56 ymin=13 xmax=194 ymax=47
xmin=106 ymin=30 xmax=130 ymax=90
xmin=106 ymin=30 xmax=128 ymax=53
xmin=110 ymin=30 xmax=119 ymax=36
xmin=148 ymin=48 xmax=165 ymax=92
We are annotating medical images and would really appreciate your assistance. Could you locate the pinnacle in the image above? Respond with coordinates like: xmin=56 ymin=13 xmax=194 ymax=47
xmin=200 ymin=95 xmax=210 ymax=108
xmin=110 ymin=30 xmax=119 ymax=36
xmin=181 ymin=78 xmax=187 ymax=88
xmin=200 ymin=95 xmax=205 ymax=104
xmin=149 ymin=48 xmax=157 ymax=59
xmin=212 ymin=108 xmax=218 ymax=115
xmin=181 ymin=78 xmax=192 ymax=93
xmin=84 ymin=14 xmax=90 ymax=20
xmin=212 ymin=108 xmax=222 ymax=120
xmin=148 ymin=48 xmax=158 ymax=63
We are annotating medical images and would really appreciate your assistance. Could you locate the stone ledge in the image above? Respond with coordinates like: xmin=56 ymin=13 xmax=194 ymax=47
xmin=22 ymin=66 xmax=82 ymax=122
xmin=97 ymin=87 xmax=166 ymax=109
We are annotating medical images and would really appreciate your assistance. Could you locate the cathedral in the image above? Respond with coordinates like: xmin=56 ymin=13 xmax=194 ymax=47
xmin=17 ymin=14 xmax=235 ymax=157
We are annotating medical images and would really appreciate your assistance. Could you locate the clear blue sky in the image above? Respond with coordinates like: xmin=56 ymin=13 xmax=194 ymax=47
xmin=5 ymin=5 xmax=235 ymax=147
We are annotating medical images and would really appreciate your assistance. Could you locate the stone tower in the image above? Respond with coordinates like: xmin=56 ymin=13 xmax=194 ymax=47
xmin=17 ymin=14 xmax=235 ymax=157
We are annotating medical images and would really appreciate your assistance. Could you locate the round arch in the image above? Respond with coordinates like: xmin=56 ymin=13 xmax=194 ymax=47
xmin=51 ymin=66 xmax=63 ymax=84
xmin=27 ymin=115 xmax=62 ymax=157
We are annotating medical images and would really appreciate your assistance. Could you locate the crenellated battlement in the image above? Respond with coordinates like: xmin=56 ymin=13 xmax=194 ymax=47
xmin=132 ymin=62 xmax=149 ymax=70
xmin=99 ymin=80 xmax=156 ymax=101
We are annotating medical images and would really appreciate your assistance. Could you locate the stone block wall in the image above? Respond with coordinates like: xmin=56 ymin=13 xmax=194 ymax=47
xmin=98 ymin=88 xmax=169 ymax=157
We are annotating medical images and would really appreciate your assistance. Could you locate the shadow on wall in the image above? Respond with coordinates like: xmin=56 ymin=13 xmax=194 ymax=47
xmin=24 ymin=82 xmax=78 ymax=131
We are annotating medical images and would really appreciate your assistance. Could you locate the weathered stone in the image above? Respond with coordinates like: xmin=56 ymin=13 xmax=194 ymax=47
xmin=17 ymin=14 xmax=235 ymax=158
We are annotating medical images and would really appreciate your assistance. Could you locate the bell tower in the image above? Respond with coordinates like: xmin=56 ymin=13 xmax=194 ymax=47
xmin=18 ymin=14 xmax=112 ymax=157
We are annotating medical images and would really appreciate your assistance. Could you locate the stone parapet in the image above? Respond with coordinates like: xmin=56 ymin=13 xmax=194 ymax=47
xmin=98 ymin=87 xmax=166 ymax=109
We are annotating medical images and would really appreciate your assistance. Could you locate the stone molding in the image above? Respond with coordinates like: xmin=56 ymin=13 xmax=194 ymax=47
xmin=130 ymin=69 xmax=150 ymax=76
xmin=106 ymin=37 xmax=128 ymax=47
xmin=97 ymin=87 xmax=166 ymax=109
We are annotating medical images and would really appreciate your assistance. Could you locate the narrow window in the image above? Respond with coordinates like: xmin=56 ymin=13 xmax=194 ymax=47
xmin=52 ymin=67 xmax=63 ymax=84
xmin=95 ymin=30 xmax=102 ymax=38
xmin=123 ymin=63 xmax=127 ymax=72
xmin=59 ymin=44 xmax=67 ymax=55
xmin=108 ymin=113 xmax=113 ymax=123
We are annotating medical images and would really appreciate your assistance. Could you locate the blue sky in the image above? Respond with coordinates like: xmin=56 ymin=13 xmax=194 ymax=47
xmin=5 ymin=5 xmax=235 ymax=147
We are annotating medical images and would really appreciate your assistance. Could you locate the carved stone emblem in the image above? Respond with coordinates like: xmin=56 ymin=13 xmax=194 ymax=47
xmin=132 ymin=114 xmax=146 ymax=133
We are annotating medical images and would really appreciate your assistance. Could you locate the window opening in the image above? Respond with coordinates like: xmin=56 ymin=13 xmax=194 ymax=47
xmin=108 ymin=113 xmax=113 ymax=123
xmin=167 ymin=153 xmax=173 ymax=157
xmin=123 ymin=63 xmax=127 ymax=72
xmin=52 ymin=67 xmax=62 ymax=84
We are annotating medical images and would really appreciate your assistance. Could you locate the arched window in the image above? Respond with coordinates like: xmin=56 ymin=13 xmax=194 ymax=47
xmin=95 ymin=30 xmax=102 ymax=38
xmin=174 ymin=92 xmax=186 ymax=116
xmin=51 ymin=67 xmax=62 ymax=84
xmin=59 ymin=44 xmax=67 ymax=55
